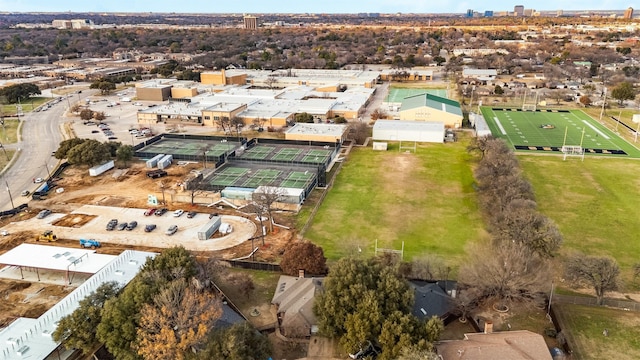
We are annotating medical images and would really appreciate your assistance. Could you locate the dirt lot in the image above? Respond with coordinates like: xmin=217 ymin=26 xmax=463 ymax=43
xmin=0 ymin=160 xmax=298 ymax=331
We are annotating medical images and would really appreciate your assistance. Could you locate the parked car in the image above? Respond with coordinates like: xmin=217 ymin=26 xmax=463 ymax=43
xmin=36 ymin=209 xmax=52 ymax=219
xmin=0 ymin=230 xmax=9 ymax=236
xmin=106 ymin=219 xmax=118 ymax=231
xmin=126 ymin=221 xmax=138 ymax=231
xmin=186 ymin=211 xmax=197 ymax=218
xmin=34 ymin=177 xmax=44 ymax=183
xmin=144 ymin=224 xmax=157 ymax=232
xmin=173 ymin=209 xmax=184 ymax=217
xmin=165 ymin=225 xmax=178 ymax=236
xmin=209 ymin=213 xmax=219 ymax=219
xmin=144 ymin=208 xmax=156 ymax=216
xmin=117 ymin=222 xmax=128 ymax=231
xmin=349 ymin=341 xmax=381 ymax=360
xmin=21 ymin=190 xmax=30 ymax=196
xmin=155 ymin=208 xmax=168 ymax=216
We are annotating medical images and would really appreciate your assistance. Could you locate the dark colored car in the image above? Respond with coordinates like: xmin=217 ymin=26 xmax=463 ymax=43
xmin=186 ymin=211 xmax=197 ymax=219
xmin=117 ymin=222 xmax=128 ymax=231
xmin=154 ymin=208 xmax=168 ymax=216
xmin=106 ymin=219 xmax=118 ymax=231
xmin=209 ymin=213 xmax=219 ymax=219
xmin=126 ymin=221 xmax=138 ymax=231
xmin=144 ymin=224 xmax=157 ymax=232
xmin=36 ymin=209 xmax=52 ymax=219
xmin=349 ymin=341 xmax=381 ymax=359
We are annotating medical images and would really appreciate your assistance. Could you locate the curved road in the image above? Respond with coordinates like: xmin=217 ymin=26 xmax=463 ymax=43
xmin=1 ymin=89 xmax=93 ymax=211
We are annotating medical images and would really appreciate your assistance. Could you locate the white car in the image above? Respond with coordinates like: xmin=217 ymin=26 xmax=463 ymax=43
xmin=34 ymin=177 xmax=44 ymax=183
xmin=0 ymin=230 xmax=8 ymax=236
xmin=173 ymin=209 xmax=184 ymax=217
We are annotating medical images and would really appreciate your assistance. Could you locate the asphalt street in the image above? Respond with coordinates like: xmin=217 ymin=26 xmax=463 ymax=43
xmin=0 ymin=89 xmax=93 ymax=211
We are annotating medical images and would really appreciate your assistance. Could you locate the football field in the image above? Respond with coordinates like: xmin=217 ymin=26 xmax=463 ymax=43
xmin=481 ymin=108 xmax=640 ymax=158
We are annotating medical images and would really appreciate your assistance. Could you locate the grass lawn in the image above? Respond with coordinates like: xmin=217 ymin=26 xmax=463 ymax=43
xmin=0 ymin=150 xmax=15 ymax=169
xmin=1 ymin=97 xmax=51 ymax=114
xmin=0 ymin=119 xmax=19 ymax=144
xmin=519 ymin=156 xmax=640 ymax=284
xmin=214 ymin=268 xmax=280 ymax=313
xmin=304 ymin=136 xmax=486 ymax=266
xmin=554 ymin=303 xmax=640 ymax=360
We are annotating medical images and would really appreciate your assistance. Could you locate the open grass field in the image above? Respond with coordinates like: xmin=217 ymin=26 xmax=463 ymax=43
xmin=519 ymin=156 xmax=640 ymax=283
xmin=1 ymin=97 xmax=50 ymax=115
xmin=481 ymin=107 xmax=640 ymax=158
xmin=386 ymin=87 xmax=448 ymax=102
xmin=304 ymin=136 xmax=487 ymax=264
xmin=0 ymin=150 xmax=15 ymax=170
xmin=0 ymin=119 xmax=19 ymax=144
xmin=554 ymin=303 xmax=640 ymax=360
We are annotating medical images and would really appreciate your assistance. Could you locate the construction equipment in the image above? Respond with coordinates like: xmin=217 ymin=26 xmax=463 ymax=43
xmin=80 ymin=239 xmax=101 ymax=249
xmin=37 ymin=230 xmax=57 ymax=242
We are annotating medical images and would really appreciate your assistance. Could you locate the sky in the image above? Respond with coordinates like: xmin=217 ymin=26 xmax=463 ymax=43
xmin=0 ymin=0 xmax=633 ymax=14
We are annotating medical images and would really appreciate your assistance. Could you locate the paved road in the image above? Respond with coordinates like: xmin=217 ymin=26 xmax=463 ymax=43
xmin=0 ymin=89 xmax=93 ymax=211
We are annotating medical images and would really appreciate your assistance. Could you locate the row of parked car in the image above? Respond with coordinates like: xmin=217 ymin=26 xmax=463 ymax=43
xmin=143 ymin=208 xmax=197 ymax=218
xmin=106 ymin=219 xmax=137 ymax=231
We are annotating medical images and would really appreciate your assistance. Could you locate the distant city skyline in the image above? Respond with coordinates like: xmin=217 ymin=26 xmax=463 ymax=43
xmin=0 ymin=0 xmax=634 ymax=14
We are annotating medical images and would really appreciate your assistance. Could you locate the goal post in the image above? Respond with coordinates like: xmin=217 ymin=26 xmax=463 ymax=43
xmin=561 ymin=145 xmax=584 ymax=161
xmin=522 ymin=103 xmax=537 ymax=112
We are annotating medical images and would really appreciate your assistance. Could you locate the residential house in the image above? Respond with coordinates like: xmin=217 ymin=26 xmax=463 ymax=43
xmin=271 ymin=275 xmax=324 ymax=338
xmin=409 ymin=281 xmax=456 ymax=323
xmin=437 ymin=329 xmax=553 ymax=360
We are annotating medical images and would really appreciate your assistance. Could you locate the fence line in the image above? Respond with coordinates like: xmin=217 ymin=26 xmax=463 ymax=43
xmin=553 ymin=294 xmax=640 ymax=311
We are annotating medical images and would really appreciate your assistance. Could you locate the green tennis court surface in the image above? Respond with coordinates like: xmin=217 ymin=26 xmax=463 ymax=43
xmin=481 ymin=108 xmax=640 ymax=158
xmin=386 ymin=88 xmax=447 ymax=103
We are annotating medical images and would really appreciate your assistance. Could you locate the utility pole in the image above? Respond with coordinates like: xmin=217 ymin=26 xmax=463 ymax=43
xmin=4 ymin=179 xmax=15 ymax=210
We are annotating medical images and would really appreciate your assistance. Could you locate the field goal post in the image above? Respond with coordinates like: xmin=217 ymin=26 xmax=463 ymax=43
xmin=522 ymin=90 xmax=538 ymax=112
xmin=399 ymin=140 xmax=417 ymax=153
xmin=375 ymin=239 xmax=404 ymax=261
xmin=561 ymin=126 xmax=585 ymax=161
xmin=561 ymin=145 xmax=584 ymax=161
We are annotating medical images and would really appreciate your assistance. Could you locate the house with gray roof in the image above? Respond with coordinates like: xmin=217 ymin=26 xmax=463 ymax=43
xmin=271 ymin=275 xmax=324 ymax=338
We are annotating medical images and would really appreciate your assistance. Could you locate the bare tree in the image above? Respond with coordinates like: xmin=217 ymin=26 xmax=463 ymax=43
xmin=214 ymin=116 xmax=231 ymax=134
xmin=565 ymin=253 xmax=619 ymax=305
xmin=186 ymin=173 xmax=205 ymax=206
xmin=230 ymin=116 xmax=244 ymax=139
xmin=370 ymin=108 xmax=388 ymax=120
xmin=459 ymin=241 xmax=552 ymax=303
xmin=251 ymin=187 xmax=286 ymax=234
xmin=466 ymin=135 xmax=495 ymax=159
xmin=348 ymin=122 xmax=369 ymax=145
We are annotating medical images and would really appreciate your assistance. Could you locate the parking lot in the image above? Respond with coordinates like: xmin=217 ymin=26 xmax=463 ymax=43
xmin=4 ymin=205 xmax=257 ymax=251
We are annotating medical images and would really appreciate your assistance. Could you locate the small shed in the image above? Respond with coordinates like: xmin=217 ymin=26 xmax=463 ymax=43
xmin=146 ymin=154 xmax=165 ymax=168
xmin=221 ymin=187 xmax=255 ymax=201
xmin=254 ymin=186 xmax=305 ymax=205
xmin=373 ymin=120 xmax=445 ymax=143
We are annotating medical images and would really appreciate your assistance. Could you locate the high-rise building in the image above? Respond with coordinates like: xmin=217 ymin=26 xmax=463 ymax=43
xmin=523 ymin=8 xmax=534 ymax=17
xmin=466 ymin=9 xmax=474 ymax=18
xmin=243 ymin=15 xmax=258 ymax=29
xmin=624 ymin=7 xmax=634 ymax=19
xmin=484 ymin=10 xmax=494 ymax=17
xmin=514 ymin=5 xmax=525 ymax=16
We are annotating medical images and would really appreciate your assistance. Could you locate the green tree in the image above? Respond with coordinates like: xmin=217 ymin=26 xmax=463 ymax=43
xmin=378 ymin=313 xmax=443 ymax=360
xmin=0 ymin=83 xmax=41 ymax=103
xmin=198 ymin=322 xmax=272 ymax=360
xmin=280 ymin=241 xmax=327 ymax=276
xmin=53 ymin=282 xmax=120 ymax=355
xmin=314 ymin=257 xmax=414 ymax=352
xmin=611 ymin=82 xmax=636 ymax=105
xmin=97 ymin=247 xmax=198 ymax=360
xmin=66 ymin=139 xmax=111 ymax=166
xmin=295 ymin=112 xmax=314 ymax=123
xmin=54 ymin=138 xmax=87 ymax=159
xmin=494 ymin=85 xmax=504 ymax=95
xmin=116 ymin=144 xmax=134 ymax=167
xmin=90 ymin=80 xmax=116 ymax=95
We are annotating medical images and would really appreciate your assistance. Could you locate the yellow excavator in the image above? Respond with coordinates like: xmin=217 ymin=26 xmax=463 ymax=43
xmin=36 ymin=230 xmax=57 ymax=242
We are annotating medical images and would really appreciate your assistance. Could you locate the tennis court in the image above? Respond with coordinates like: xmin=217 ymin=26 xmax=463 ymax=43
xmin=139 ymin=138 xmax=240 ymax=158
xmin=237 ymin=144 xmax=333 ymax=165
xmin=386 ymin=88 xmax=447 ymax=103
xmin=481 ymin=108 xmax=640 ymax=158
xmin=206 ymin=163 xmax=317 ymax=192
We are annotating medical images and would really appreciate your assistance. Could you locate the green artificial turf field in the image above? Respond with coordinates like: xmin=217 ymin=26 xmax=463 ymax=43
xmin=481 ymin=107 xmax=640 ymax=158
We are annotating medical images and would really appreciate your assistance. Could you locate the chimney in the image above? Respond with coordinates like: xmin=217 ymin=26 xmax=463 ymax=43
xmin=484 ymin=320 xmax=493 ymax=334
xmin=298 ymin=269 xmax=305 ymax=278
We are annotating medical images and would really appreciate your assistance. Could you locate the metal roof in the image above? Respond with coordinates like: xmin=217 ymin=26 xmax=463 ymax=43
xmin=0 ymin=250 xmax=157 ymax=360
xmin=0 ymin=243 xmax=116 ymax=274
xmin=400 ymin=93 xmax=462 ymax=116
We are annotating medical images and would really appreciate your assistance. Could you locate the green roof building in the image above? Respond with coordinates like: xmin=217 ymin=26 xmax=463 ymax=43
xmin=399 ymin=93 xmax=463 ymax=128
